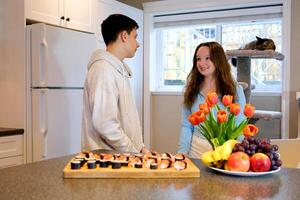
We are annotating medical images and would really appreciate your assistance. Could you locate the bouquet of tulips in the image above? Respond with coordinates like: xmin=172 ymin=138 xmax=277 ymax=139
xmin=188 ymin=92 xmax=258 ymax=150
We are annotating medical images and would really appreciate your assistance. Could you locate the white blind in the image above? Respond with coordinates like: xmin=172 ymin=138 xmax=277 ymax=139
xmin=154 ymin=4 xmax=282 ymax=28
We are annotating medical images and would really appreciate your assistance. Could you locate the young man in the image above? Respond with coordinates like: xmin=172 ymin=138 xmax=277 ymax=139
xmin=82 ymin=14 xmax=147 ymax=153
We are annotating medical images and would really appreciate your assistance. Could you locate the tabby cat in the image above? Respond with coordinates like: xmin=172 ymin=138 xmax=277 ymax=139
xmin=239 ymin=36 xmax=276 ymax=50
xmin=231 ymin=36 xmax=276 ymax=66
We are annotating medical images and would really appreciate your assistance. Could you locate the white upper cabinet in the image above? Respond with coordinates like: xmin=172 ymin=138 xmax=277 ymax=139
xmin=26 ymin=0 xmax=94 ymax=33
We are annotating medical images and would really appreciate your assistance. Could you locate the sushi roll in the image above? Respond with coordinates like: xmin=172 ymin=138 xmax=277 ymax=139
xmin=129 ymin=156 xmax=141 ymax=167
xmin=99 ymin=154 xmax=113 ymax=168
xmin=160 ymin=159 xmax=172 ymax=169
xmin=111 ymin=161 xmax=122 ymax=169
xmin=174 ymin=154 xmax=185 ymax=161
xmin=161 ymin=152 xmax=173 ymax=160
xmin=99 ymin=160 xmax=109 ymax=168
xmin=134 ymin=163 xmax=143 ymax=168
xmin=71 ymin=160 xmax=81 ymax=170
xmin=144 ymin=158 xmax=157 ymax=168
xmin=150 ymin=163 xmax=158 ymax=170
xmin=87 ymin=160 xmax=96 ymax=169
xmin=75 ymin=158 xmax=85 ymax=167
xmin=174 ymin=160 xmax=188 ymax=171
xmin=116 ymin=155 xmax=129 ymax=166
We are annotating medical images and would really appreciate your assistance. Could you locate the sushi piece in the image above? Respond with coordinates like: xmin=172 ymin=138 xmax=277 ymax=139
xmin=150 ymin=163 xmax=158 ymax=170
xmin=160 ymin=159 xmax=172 ymax=169
xmin=111 ymin=161 xmax=122 ymax=169
xmin=174 ymin=154 xmax=185 ymax=161
xmin=144 ymin=158 xmax=157 ymax=168
xmin=129 ymin=156 xmax=143 ymax=167
xmin=87 ymin=160 xmax=96 ymax=169
xmin=74 ymin=158 xmax=85 ymax=167
xmin=134 ymin=163 xmax=143 ymax=168
xmin=116 ymin=155 xmax=129 ymax=166
xmin=161 ymin=152 xmax=173 ymax=160
xmin=71 ymin=160 xmax=81 ymax=170
xmin=99 ymin=160 xmax=109 ymax=168
xmin=174 ymin=160 xmax=188 ymax=171
xmin=99 ymin=154 xmax=114 ymax=168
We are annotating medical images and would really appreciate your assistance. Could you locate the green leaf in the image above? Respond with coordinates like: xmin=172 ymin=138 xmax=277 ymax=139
xmin=230 ymin=120 xmax=248 ymax=139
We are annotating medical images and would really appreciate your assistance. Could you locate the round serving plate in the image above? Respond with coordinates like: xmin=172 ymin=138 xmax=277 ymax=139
xmin=208 ymin=166 xmax=281 ymax=177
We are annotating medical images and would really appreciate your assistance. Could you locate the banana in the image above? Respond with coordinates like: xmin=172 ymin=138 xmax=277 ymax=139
xmin=201 ymin=151 xmax=214 ymax=166
xmin=223 ymin=139 xmax=240 ymax=150
xmin=221 ymin=140 xmax=239 ymax=160
xmin=201 ymin=140 xmax=240 ymax=168
xmin=212 ymin=146 xmax=222 ymax=164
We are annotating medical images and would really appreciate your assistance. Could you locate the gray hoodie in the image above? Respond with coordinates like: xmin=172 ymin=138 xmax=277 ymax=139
xmin=81 ymin=49 xmax=144 ymax=153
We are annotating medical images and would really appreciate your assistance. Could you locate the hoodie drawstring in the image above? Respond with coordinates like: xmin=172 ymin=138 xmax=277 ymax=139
xmin=122 ymin=67 xmax=128 ymax=115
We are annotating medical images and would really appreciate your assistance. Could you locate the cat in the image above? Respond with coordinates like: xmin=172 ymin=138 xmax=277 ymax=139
xmin=239 ymin=36 xmax=276 ymax=50
xmin=231 ymin=36 xmax=276 ymax=66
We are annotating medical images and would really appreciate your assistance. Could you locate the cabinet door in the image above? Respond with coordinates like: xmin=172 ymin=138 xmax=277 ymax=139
xmin=64 ymin=0 xmax=94 ymax=33
xmin=26 ymin=0 xmax=64 ymax=26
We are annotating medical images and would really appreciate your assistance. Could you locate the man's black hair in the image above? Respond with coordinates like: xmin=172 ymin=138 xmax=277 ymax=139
xmin=101 ymin=14 xmax=139 ymax=45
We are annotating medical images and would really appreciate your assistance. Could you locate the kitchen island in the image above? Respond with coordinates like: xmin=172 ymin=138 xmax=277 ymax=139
xmin=0 ymin=154 xmax=299 ymax=200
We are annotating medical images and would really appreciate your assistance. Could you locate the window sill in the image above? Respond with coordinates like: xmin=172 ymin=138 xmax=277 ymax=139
xmin=151 ymin=90 xmax=282 ymax=97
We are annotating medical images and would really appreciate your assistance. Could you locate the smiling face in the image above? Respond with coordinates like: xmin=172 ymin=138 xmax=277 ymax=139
xmin=196 ymin=46 xmax=216 ymax=77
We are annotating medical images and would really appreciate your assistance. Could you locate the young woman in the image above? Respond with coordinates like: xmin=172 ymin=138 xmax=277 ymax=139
xmin=178 ymin=41 xmax=246 ymax=158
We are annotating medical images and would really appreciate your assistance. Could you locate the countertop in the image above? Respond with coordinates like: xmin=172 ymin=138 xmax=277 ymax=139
xmin=0 ymin=154 xmax=300 ymax=200
xmin=0 ymin=127 xmax=24 ymax=137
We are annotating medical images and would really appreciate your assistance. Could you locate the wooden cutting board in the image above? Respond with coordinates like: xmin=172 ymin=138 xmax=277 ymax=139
xmin=63 ymin=158 xmax=200 ymax=178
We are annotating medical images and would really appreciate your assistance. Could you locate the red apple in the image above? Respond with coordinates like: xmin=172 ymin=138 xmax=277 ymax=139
xmin=226 ymin=152 xmax=250 ymax=172
xmin=250 ymin=153 xmax=271 ymax=172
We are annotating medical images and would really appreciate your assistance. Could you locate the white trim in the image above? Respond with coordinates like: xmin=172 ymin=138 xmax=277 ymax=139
xmin=151 ymin=91 xmax=281 ymax=97
xmin=281 ymin=0 xmax=291 ymax=139
xmin=153 ymin=6 xmax=282 ymax=28
xmin=143 ymin=0 xmax=282 ymax=14
xmin=151 ymin=91 xmax=183 ymax=96
xmin=143 ymin=13 xmax=154 ymax=149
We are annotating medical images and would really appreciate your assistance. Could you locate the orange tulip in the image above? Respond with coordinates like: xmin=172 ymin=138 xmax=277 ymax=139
xmin=188 ymin=115 xmax=200 ymax=125
xmin=195 ymin=111 xmax=206 ymax=123
xmin=206 ymin=92 xmax=218 ymax=107
xmin=243 ymin=124 xmax=259 ymax=137
xmin=229 ymin=103 xmax=240 ymax=116
xmin=244 ymin=104 xmax=255 ymax=118
xmin=217 ymin=110 xmax=227 ymax=123
xmin=198 ymin=103 xmax=210 ymax=115
xmin=222 ymin=95 xmax=233 ymax=106
xmin=189 ymin=111 xmax=206 ymax=125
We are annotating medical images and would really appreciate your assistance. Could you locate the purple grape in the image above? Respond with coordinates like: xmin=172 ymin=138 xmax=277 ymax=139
xmin=266 ymin=153 xmax=273 ymax=160
xmin=271 ymin=165 xmax=279 ymax=170
xmin=276 ymin=159 xmax=282 ymax=167
xmin=272 ymin=145 xmax=279 ymax=151
xmin=273 ymin=153 xmax=279 ymax=161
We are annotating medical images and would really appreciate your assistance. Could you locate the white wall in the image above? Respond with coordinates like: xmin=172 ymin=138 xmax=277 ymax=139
xmin=289 ymin=0 xmax=300 ymax=138
xmin=0 ymin=0 xmax=26 ymax=128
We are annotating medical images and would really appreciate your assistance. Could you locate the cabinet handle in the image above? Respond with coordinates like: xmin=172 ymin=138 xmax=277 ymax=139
xmin=60 ymin=16 xmax=65 ymax=20
xmin=66 ymin=18 xmax=70 ymax=22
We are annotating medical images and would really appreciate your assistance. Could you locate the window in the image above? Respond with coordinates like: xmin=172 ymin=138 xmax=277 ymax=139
xmin=154 ymin=6 xmax=282 ymax=93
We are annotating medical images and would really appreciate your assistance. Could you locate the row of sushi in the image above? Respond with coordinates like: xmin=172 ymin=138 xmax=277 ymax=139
xmin=70 ymin=151 xmax=190 ymax=171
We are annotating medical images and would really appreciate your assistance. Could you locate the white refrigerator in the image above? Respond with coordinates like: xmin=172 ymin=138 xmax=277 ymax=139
xmin=26 ymin=23 xmax=97 ymax=162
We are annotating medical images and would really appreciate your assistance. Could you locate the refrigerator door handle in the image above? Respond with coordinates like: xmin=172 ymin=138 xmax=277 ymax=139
xmin=39 ymin=26 xmax=49 ymax=87
xmin=40 ymin=89 xmax=49 ymax=158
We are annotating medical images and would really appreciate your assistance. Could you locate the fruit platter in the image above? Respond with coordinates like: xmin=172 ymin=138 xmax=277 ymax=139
xmin=202 ymin=137 xmax=282 ymax=176
xmin=63 ymin=151 xmax=200 ymax=178
xmin=189 ymin=92 xmax=282 ymax=176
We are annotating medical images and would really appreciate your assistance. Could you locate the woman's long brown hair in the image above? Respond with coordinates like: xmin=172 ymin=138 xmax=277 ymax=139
xmin=183 ymin=42 xmax=237 ymax=108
